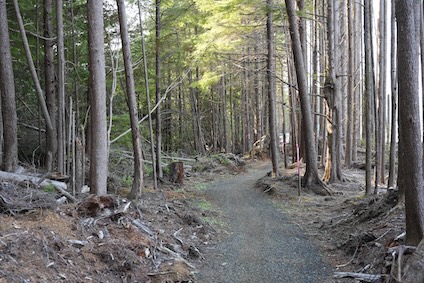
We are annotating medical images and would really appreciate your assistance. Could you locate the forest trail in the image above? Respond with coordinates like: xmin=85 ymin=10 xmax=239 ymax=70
xmin=196 ymin=163 xmax=330 ymax=282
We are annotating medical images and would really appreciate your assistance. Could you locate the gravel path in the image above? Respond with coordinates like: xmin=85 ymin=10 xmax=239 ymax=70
xmin=196 ymin=165 xmax=330 ymax=282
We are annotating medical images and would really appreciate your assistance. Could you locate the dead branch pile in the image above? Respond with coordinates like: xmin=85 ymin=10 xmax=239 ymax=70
xmin=0 ymin=188 xmax=217 ymax=282
xmin=0 ymin=182 xmax=57 ymax=214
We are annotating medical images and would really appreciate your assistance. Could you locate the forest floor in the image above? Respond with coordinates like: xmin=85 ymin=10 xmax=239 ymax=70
xmin=0 ymin=155 xmax=406 ymax=282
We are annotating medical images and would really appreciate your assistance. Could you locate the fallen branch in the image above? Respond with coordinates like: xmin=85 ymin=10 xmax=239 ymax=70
xmin=132 ymin=219 xmax=154 ymax=236
xmin=387 ymin=245 xmax=416 ymax=256
xmin=156 ymin=245 xmax=195 ymax=269
xmin=333 ymin=272 xmax=383 ymax=282
xmin=0 ymin=170 xmax=76 ymax=202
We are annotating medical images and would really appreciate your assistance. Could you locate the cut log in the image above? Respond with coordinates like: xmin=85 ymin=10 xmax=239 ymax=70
xmin=0 ymin=170 xmax=76 ymax=202
xmin=168 ymin=162 xmax=184 ymax=184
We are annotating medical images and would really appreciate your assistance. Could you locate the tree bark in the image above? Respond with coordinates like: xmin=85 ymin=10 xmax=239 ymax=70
xmin=364 ymin=0 xmax=374 ymax=195
xmin=376 ymin=0 xmax=388 ymax=191
xmin=0 ymin=0 xmax=18 ymax=172
xmin=117 ymin=0 xmax=144 ymax=199
xmin=267 ymin=0 xmax=279 ymax=178
xmin=396 ymin=0 xmax=424 ymax=245
xmin=323 ymin=0 xmax=344 ymax=183
xmin=345 ymin=0 xmax=354 ymax=167
xmin=57 ymin=0 xmax=66 ymax=174
xmin=155 ymin=0 xmax=163 ymax=178
xmin=388 ymin=0 xmax=397 ymax=189
xmin=43 ymin=0 xmax=56 ymax=172
xmin=88 ymin=0 xmax=108 ymax=195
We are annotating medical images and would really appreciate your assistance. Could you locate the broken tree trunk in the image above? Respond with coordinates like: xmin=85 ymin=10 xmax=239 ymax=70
xmin=168 ymin=162 xmax=184 ymax=184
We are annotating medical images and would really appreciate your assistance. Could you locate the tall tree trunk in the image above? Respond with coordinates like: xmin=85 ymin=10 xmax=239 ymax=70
xmin=138 ymin=0 xmax=157 ymax=189
xmin=376 ymin=0 xmax=387 ymax=191
xmin=88 ymin=0 xmax=108 ymax=195
xmin=396 ymin=0 xmax=424 ymax=245
xmin=353 ymin=0 xmax=363 ymax=163
xmin=364 ymin=0 xmax=374 ymax=195
xmin=43 ymin=0 xmax=56 ymax=171
xmin=254 ymin=46 xmax=262 ymax=141
xmin=312 ymin=0 xmax=320 ymax=159
xmin=0 ymin=0 xmax=18 ymax=172
xmin=388 ymin=0 xmax=397 ymax=189
xmin=241 ymin=64 xmax=247 ymax=153
xmin=319 ymin=1 xmax=327 ymax=168
xmin=421 ymin=0 xmax=424 ymax=176
xmin=155 ymin=0 xmax=163 ymax=177
xmin=267 ymin=0 xmax=279 ymax=177
xmin=222 ymin=75 xmax=230 ymax=153
xmin=285 ymin=0 xmax=331 ymax=195
xmin=345 ymin=0 xmax=354 ymax=167
xmin=281 ymin=73 xmax=288 ymax=168
xmin=117 ymin=0 xmax=144 ymax=199
xmin=296 ymin=0 xmax=307 ymax=67
xmin=323 ymin=0 xmax=344 ymax=183
xmin=57 ymin=0 xmax=65 ymax=174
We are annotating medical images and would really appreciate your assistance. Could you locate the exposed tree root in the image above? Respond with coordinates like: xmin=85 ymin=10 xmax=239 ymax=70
xmin=303 ymin=175 xmax=333 ymax=196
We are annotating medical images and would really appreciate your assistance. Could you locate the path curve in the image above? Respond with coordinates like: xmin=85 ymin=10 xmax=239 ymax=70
xmin=196 ymin=164 xmax=330 ymax=282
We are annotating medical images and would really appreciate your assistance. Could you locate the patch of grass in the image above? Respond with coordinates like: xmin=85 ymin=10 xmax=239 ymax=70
xmin=201 ymin=216 xmax=226 ymax=228
xmin=42 ymin=184 xmax=56 ymax=193
xmin=144 ymin=165 xmax=153 ymax=177
xmin=194 ymin=183 xmax=208 ymax=191
xmin=162 ymin=165 xmax=170 ymax=176
xmin=212 ymin=154 xmax=230 ymax=165
xmin=122 ymin=175 xmax=132 ymax=187
xmin=196 ymin=199 xmax=213 ymax=211
xmin=194 ymin=199 xmax=226 ymax=228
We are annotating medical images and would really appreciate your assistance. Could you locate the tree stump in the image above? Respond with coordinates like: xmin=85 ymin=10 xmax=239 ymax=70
xmin=169 ymin=162 xmax=184 ymax=184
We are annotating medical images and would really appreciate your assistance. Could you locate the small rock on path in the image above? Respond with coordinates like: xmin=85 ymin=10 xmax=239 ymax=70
xmin=196 ymin=165 xmax=330 ymax=282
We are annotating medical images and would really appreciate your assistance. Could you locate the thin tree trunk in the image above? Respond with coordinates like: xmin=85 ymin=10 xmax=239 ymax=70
xmin=267 ymin=0 xmax=279 ymax=177
xmin=254 ymin=46 xmax=262 ymax=141
xmin=57 ymin=0 xmax=66 ymax=174
xmin=345 ymin=0 xmax=354 ymax=167
xmin=376 ymin=0 xmax=387 ymax=192
xmin=155 ymin=0 xmax=163 ymax=178
xmin=353 ymin=0 xmax=363 ymax=163
xmin=222 ymin=75 xmax=230 ymax=153
xmin=320 ymin=1 xmax=328 ymax=168
xmin=312 ymin=0 xmax=320 ymax=158
xmin=364 ymin=0 xmax=374 ymax=195
xmin=388 ymin=0 xmax=397 ymax=189
xmin=281 ymin=74 xmax=288 ymax=168
xmin=117 ymin=0 xmax=144 ymax=199
xmin=43 ymin=0 xmax=56 ymax=171
xmin=138 ymin=0 xmax=157 ymax=189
